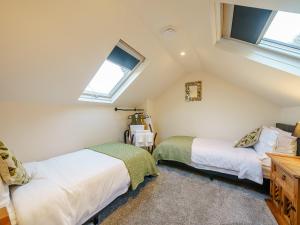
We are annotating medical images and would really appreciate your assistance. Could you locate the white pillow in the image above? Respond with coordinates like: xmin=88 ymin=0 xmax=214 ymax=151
xmin=0 ymin=178 xmax=17 ymax=225
xmin=254 ymin=126 xmax=279 ymax=159
xmin=271 ymin=127 xmax=297 ymax=156
xmin=271 ymin=127 xmax=292 ymax=136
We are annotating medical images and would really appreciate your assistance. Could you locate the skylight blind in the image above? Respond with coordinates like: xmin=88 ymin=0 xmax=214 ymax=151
xmin=231 ymin=5 xmax=272 ymax=44
xmin=107 ymin=46 xmax=140 ymax=70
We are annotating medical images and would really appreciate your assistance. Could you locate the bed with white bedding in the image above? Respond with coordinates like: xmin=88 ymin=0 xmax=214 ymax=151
xmin=153 ymin=123 xmax=300 ymax=185
xmin=153 ymin=136 xmax=267 ymax=184
xmin=11 ymin=150 xmax=130 ymax=225
xmin=4 ymin=143 xmax=158 ymax=225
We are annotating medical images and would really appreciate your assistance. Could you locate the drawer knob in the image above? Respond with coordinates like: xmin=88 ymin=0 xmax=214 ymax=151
xmin=282 ymin=175 xmax=286 ymax=181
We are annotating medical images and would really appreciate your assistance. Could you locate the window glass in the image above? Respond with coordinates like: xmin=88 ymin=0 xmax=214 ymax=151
xmin=79 ymin=40 xmax=144 ymax=103
xmin=263 ymin=11 xmax=300 ymax=50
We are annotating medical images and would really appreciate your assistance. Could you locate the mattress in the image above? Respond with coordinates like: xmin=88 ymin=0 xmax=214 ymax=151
xmin=11 ymin=149 xmax=130 ymax=225
xmin=154 ymin=136 xmax=267 ymax=184
xmin=191 ymin=138 xmax=263 ymax=184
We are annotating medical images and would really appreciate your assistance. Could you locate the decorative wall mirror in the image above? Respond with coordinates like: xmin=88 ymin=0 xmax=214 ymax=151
xmin=185 ymin=81 xmax=202 ymax=101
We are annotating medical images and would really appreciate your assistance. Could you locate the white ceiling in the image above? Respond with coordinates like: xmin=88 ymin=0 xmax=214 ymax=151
xmin=1 ymin=0 xmax=300 ymax=107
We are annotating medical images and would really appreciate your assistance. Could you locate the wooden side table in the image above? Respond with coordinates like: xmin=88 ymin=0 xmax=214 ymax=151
xmin=266 ymin=153 xmax=300 ymax=225
xmin=0 ymin=207 xmax=11 ymax=225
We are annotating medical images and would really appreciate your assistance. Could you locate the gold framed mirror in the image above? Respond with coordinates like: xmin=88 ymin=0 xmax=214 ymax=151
xmin=185 ymin=81 xmax=202 ymax=101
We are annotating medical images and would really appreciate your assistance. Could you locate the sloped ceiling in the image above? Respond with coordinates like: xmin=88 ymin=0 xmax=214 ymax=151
xmin=1 ymin=0 xmax=300 ymax=107
xmin=0 ymin=0 xmax=184 ymax=106
xmin=126 ymin=0 xmax=300 ymax=107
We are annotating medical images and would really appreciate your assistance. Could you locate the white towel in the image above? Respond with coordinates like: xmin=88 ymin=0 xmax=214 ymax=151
xmin=130 ymin=125 xmax=144 ymax=135
xmin=146 ymin=132 xmax=154 ymax=146
xmin=132 ymin=130 xmax=154 ymax=147
xmin=135 ymin=132 xmax=145 ymax=143
xmin=129 ymin=125 xmax=144 ymax=142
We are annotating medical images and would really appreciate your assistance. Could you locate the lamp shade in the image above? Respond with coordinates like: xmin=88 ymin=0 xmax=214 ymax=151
xmin=293 ymin=122 xmax=300 ymax=138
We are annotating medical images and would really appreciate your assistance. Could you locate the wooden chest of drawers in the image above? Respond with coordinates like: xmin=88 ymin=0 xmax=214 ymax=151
xmin=267 ymin=153 xmax=300 ymax=225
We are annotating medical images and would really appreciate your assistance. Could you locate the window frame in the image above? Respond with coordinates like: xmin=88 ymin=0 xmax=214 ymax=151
xmin=210 ymin=2 xmax=300 ymax=77
xmin=259 ymin=38 xmax=300 ymax=59
xmin=79 ymin=40 xmax=145 ymax=103
xmin=221 ymin=4 xmax=300 ymax=59
xmin=258 ymin=11 xmax=300 ymax=58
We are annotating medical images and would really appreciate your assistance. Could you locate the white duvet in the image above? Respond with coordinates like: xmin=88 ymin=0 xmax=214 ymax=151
xmin=11 ymin=149 xmax=130 ymax=225
xmin=191 ymin=138 xmax=263 ymax=184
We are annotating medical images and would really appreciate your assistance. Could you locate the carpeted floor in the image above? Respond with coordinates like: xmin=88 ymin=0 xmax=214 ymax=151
xmin=91 ymin=164 xmax=277 ymax=225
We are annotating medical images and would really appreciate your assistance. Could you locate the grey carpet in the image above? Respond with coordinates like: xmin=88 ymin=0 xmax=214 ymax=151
xmin=92 ymin=164 xmax=277 ymax=225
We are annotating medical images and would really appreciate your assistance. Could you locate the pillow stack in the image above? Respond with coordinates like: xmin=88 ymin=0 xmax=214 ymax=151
xmin=235 ymin=126 xmax=297 ymax=159
xmin=271 ymin=127 xmax=297 ymax=155
xmin=0 ymin=140 xmax=30 ymax=225
xmin=254 ymin=127 xmax=280 ymax=159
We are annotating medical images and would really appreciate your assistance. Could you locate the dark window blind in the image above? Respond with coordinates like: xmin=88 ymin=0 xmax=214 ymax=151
xmin=107 ymin=46 xmax=140 ymax=70
xmin=231 ymin=5 xmax=272 ymax=44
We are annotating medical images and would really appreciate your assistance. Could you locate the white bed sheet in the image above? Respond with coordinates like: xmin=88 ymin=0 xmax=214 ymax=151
xmin=261 ymin=157 xmax=271 ymax=168
xmin=191 ymin=138 xmax=263 ymax=184
xmin=11 ymin=149 xmax=130 ymax=225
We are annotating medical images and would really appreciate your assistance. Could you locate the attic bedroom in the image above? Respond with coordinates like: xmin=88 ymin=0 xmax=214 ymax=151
xmin=1 ymin=0 xmax=300 ymax=225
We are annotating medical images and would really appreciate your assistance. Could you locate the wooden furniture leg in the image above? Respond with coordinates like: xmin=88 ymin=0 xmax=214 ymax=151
xmin=0 ymin=207 xmax=11 ymax=225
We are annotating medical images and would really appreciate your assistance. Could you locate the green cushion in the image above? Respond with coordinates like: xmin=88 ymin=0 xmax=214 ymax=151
xmin=235 ymin=127 xmax=262 ymax=148
xmin=0 ymin=141 xmax=30 ymax=185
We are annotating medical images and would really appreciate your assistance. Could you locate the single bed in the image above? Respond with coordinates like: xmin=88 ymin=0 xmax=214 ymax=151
xmin=153 ymin=123 xmax=299 ymax=185
xmin=2 ymin=143 xmax=158 ymax=225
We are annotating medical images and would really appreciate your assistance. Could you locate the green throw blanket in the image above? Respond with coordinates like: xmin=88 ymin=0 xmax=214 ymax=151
xmin=152 ymin=136 xmax=194 ymax=164
xmin=89 ymin=143 xmax=159 ymax=190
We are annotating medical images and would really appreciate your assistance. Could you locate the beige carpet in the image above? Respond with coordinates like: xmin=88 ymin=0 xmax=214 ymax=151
xmin=91 ymin=164 xmax=277 ymax=225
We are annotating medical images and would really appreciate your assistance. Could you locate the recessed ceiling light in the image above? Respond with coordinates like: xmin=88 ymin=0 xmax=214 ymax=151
xmin=161 ymin=26 xmax=177 ymax=39
xmin=180 ymin=51 xmax=186 ymax=56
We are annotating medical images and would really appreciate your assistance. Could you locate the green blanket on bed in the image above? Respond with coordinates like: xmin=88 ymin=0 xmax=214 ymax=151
xmin=152 ymin=136 xmax=194 ymax=164
xmin=89 ymin=143 xmax=159 ymax=190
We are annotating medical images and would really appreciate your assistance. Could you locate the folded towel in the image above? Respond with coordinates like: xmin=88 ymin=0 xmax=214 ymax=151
xmin=133 ymin=130 xmax=154 ymax=147
xmin=146 ymin=132 xmax=154 ymax=146
xmin=130 ymin=125 xmax=144 ymax=134
xmin=135 ymin=132 xmax=145 ymax=143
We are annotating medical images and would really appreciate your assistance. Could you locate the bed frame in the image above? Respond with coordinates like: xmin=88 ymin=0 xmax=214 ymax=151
xmin=158 ymin=159 xmax=271 ymax=193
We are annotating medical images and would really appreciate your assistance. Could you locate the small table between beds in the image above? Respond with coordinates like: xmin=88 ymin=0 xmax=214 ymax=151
xmin=266 ymin=153 xmax=300 ymax=225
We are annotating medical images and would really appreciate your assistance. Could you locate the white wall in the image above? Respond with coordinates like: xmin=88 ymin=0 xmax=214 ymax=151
xmin=0 ymin=102 xmax=129 ymax=162
xmin=153 ymin=72 xmax=280 ymax=142
xmin=279 ymin=107 xmax=300 ymax=125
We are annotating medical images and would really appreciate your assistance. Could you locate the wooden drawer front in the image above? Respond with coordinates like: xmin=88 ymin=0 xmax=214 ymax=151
xmin=282 ymin=195 xmax=296 ymax=225
xmin=275 ymin=166 xmax=294 ymax=198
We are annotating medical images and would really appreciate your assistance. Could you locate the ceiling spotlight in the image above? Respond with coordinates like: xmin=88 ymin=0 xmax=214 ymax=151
xmin=180 ymin=51 xmax=186 ymax=56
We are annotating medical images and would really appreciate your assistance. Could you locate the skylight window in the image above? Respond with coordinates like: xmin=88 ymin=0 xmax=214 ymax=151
xmin=79 ymin=40 xmax=145 ymax=103
xmin=260 ymin=11 xmax=300 ymax=55
xmin=84 ymin=60 xmax=130 ymax=95
xmin=222 ymin=5 xmax=300 ymax=58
